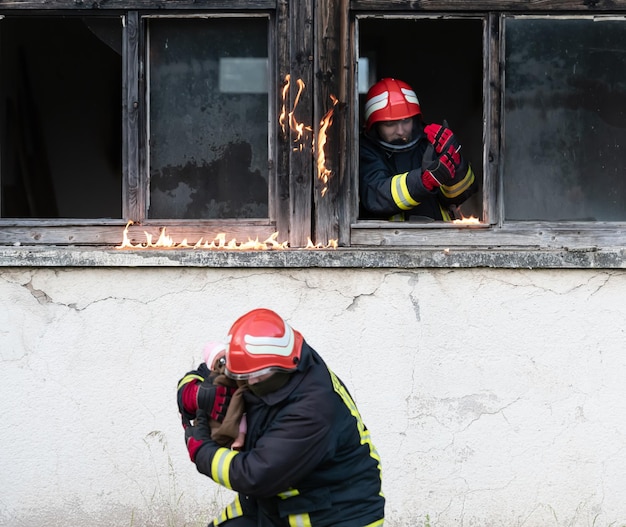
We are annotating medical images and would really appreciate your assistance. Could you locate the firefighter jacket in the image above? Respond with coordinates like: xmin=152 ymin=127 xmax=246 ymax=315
xmin=193 ymin=341 xmax=385 ymax=527
xmin=359 ymin=128 xmax=477 ymax=221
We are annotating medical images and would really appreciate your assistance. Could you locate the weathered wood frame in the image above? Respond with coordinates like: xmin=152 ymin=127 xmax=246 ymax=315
xmin=1 ymin=0 xmax=626 ymax=251
xmin=347 ymin=1 xmax=626 ymax=250
xmin=0 ymin=0 xmax=316 ymax=247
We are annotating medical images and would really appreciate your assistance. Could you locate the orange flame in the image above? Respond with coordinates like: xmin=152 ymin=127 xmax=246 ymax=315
xmin=279 ymin=76 xmax=339 ymax=197
xmin=279 ymin=74 xmax=312 ymax=150
xmin=305 ymin=237 xmax=338 ymax=250
xmin=116 ymin=221 xmax=337 ymax=250
xmin=315 ymin=95 xmax=339 ymax=197
xmin=279 ymin=75 xmax=290 ymax=135
xmin=452 ymin=215 xmax=481 ymax=225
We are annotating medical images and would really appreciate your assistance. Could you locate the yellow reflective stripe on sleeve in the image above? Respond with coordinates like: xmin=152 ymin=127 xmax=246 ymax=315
xmin=177 ymin=373 xmax=204 ymax=390
xmin=390 ymin=173 xmax=420 ymax=210
xmin=439 ymin=206 xmax=451 ymax=222
xmin=440 ymin=165 xmax=475 ymax=198
xmin=387 ymin=212 xmax=406 ymax=221
xmin=210 ymin=447 xmax=239 ymax=490
xmin=363 ymin=519 xmax=384 ymax=527
xmin=211 ymin=496 xmax=244 ymax=526
xmin=278 ymin=488 xmax=300 ymax=499
xmin=328 ymin=370 xmax=384 ymax=485
xmin=288 ymin=512 xmax=312 ymax=527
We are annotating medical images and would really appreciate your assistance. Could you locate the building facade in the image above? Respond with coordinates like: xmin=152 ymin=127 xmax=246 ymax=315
xmin=2 ymin=1 xmax=626 ymax=525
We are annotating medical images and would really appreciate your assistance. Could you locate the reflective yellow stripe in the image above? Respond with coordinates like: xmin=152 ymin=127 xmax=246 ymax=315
xmin=176 ymin=373 xmax=204 ymax=390
xmin=363 ymin=519 xmax=384 ymax=527
xmin=278 ymin=488 xmax=300 ymax=498
xmin=226 ymin=497 xmax=243 ymax=520
xmin=288 ymin=512 xmax=312 ymax=527
xmin=211 ymin=447 xmax=239 ymax=489
xmin=391 ymin=173 xmax=419 ymax=210
xmin=212 ymin=496 xmax=244 ymax=525
xmin=387 ymin=212 xmax=405 ymax=221
xmin=441 ymin=165 xmax=475 ymax=198
xmin=328 ymin=370 xmax=384 ymax=488
xmin=439 ymin=206 xmax=451 ymax=221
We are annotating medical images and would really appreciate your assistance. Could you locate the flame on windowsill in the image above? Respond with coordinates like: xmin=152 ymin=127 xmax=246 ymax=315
xmin=115 ymin=222 xmax=338 ymax=251
xmin=452 ymin=215 xmax=481 ymax=225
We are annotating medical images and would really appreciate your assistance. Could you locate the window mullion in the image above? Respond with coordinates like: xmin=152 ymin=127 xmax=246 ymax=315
xmin=485 ymin=11 xmax=500 ymax=226
xmin=122 ymin=11 xmax=143 ymax=222
xmin=313 ymin=0 xmax=349 ymax=246
xmin=285 ymin=0 xmax=314 ymax=248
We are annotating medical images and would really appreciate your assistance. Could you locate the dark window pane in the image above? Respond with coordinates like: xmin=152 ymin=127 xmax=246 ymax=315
xmin=504 ymin=18 xmax=626 ymax=221
xmin=0 ymin=17 xmax=122 ymax=219
xmin=148 ymin=17 xmax=269 ymax=220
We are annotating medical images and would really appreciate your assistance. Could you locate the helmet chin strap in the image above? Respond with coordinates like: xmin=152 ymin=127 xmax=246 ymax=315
xmin=377 ymin=135 xmax=420 ymax=153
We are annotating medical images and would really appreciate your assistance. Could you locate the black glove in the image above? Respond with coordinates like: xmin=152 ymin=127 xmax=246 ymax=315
xmin=423 ymin=152 xmax=458 ymax=187
xmin=176 ymin=363 xmax=211 ymax=422
xmin=197 ymin=382 xmax=236 ymax=423
xmin=184 ymin=410 xmax=214 ymax=462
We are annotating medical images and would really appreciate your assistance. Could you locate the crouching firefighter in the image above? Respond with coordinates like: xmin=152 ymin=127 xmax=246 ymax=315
xmin=177 ymin=308 xmax=385 ymax=527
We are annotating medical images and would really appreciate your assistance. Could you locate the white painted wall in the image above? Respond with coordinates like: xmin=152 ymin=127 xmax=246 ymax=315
xmin=1 ymin=267 xmax=625 ymax=527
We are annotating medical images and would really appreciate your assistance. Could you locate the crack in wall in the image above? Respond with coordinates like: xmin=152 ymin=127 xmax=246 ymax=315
xmin=24 ymin=279 xmax=53 ymax=306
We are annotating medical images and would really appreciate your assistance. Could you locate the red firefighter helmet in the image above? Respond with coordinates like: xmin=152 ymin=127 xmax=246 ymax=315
xmin=225 ymin=308 xmax=304 ymax=380
xmin=364 ymin=78 xmax=421 ymax=131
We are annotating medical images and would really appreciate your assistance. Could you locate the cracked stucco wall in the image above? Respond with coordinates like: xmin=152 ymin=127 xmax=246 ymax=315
xmin=1 ymin=267 xmax=625 ymax=527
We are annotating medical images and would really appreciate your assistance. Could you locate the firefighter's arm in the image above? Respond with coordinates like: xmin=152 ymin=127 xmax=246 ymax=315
xmin=193 ymin=397 xmax=334 ymax=498
xmin=438 ymin=160 xmax=477 ymax=205
xmin=185 ymin=410 xmax=241 ymax=490
xmin=360 ymin=142 xmax=434 ymax=215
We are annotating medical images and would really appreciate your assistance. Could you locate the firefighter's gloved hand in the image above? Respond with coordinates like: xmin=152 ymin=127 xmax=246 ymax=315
xmin=177 ymin=363 xmax=211 ymax=422
xmin=185 ymin=410 xmax=214 ymax=462
xmin=424 ymin=121 xmax=460 ymax=156
xmin=197 ymin=383 xmax=236 ymax=423
xmin=422 ymin=152 xmax=457 ymax=188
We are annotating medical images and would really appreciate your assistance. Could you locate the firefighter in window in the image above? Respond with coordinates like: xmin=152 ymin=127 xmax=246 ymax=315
xmin=177 ymin=308 xmax=385 ymax=527
xmin=360 ymin=78 xmax=477 ymax=221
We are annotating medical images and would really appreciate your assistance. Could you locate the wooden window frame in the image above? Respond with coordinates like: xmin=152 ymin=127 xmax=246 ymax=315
xmin=1 ymin=0 xmax=626 ymax=253
xmin=344 ymin=0 xmax=626 ymax=250
xmin=0 ymin=0 xmax=321 ymax=248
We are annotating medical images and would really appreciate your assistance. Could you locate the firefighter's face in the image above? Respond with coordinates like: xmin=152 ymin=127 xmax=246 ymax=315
xmin=377 ymin=117 xmax=414 ymax=144
xmin=245 ymin=371 xmax=291 ymax=396
xmin=247 ymin=372 xmax=273 ymax=385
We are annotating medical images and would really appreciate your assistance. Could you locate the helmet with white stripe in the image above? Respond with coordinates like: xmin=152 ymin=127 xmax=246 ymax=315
xmin=364 ymin=78 xmax=421 ymax=131
xmin=225 ymin=308 xmax=303 ymax=380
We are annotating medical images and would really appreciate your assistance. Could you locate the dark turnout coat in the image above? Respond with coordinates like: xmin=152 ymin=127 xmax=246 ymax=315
xmin=193 ymin=341 xmax=385 ymax=527
xmin=360 ymin=128 xmax=477 ymax=221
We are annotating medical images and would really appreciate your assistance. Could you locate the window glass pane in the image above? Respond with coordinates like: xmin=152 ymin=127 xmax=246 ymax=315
xmin=504 ymin=17 xmax=626 ymax=222
xmin=0 ymin=17 xmax=122 ymax=219
xmin=148 ymin=17 xmax=269 ymax=220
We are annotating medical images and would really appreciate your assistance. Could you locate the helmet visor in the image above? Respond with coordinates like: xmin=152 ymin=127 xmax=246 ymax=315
xmin=225 ymin=365 xmax=294 ymax=381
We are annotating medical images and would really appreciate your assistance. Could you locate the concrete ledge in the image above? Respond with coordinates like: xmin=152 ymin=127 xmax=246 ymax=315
xmin=1 ymin=245 xmax=626 ymax=268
